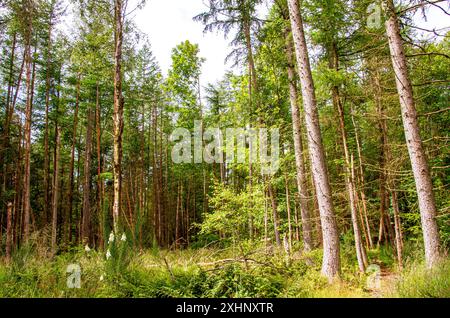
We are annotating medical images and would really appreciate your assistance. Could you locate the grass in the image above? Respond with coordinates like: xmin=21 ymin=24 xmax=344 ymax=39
xmin=392 ymin=259 xmax=450 ymax=298
xmin=0 ymin=241 xmax=448 ymax=298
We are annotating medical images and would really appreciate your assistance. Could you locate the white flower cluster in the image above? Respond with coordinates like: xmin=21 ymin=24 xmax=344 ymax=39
xmin=108 ymin=232 xmax=127 ymax=244
xmin=108 ymin=232 xmax=115 ymax=244
xmin=105 ymin=232 xmax=127 ymax=260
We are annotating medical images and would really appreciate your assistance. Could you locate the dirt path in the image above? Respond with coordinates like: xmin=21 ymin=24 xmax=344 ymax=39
xmin=369 ymin=266 xmax=399 ymax=298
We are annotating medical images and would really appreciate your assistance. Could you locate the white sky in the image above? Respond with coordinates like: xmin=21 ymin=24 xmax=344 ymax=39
xmin=134 ymin=1 xmax=449 ymax=88
xmin=134 ymin=0 xmax=271 ymax=86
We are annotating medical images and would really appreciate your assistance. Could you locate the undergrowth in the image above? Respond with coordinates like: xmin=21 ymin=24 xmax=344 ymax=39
xmin=0 ymin=239 xmax=447 ymax=298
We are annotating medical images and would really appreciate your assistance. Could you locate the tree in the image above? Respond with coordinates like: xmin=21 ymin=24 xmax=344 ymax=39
xmin=287 ymin=0 xmax=340 ymax=280
xmin=278 ymin=4 xmax=314 ymax=251
xmin=304 ymin=0 xmax=368 ymax=272
xmin=21 ymin=0 xmax=35 ymax=242
xmin=112 ymin=0 xmax=124 ymax=233
xmin=51 ymin=127 xmax=61 ymax=255
xmin=81 ymin=106 xmax=93 ymax=243
xmin=383 ymin=0 xmax=441 ymax=268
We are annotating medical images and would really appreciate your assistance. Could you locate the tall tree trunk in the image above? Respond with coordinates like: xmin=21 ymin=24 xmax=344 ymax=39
xmin=51 ymin=127 xmax=61 ymax=255
xmin=82 ymin=107 xmax=94 ymax=243
xmin=112 ymin=0 xmax=124 ymax=233
xmin=350 ymin=105 xmax=373 ymax=249
xmin=43 ymin=8 xmax=54 ymax=227
xmin=285 ymin=32 xmax=313 ymax=251
xmin=5 ymin=50 xmax=26 ymax=154
xmin=22 ymin=7 xmax=34 ymax=242
xmin=152 ymin=103 xmax=160 ymax=244
xmin=287 ymin=0 xmax=340 ymax=280
xmin=6 ymin=202 xmax=13 ymax=262
xmin=329 ymin=43 xmax=367 ymax=272
xmin=384 ymin=0 xmax=440 ymax=268
xmin=352 ymin=155 xmax=369 ymax=268
xmin=0 ymin=33 xmax=17 ymax=202
xmin=175 ymin=182 xmax=180 ymax=248
xmin=243 ymin=17 xmax=257 ymax=237
xmin=351 ymin=155 xmax=370 ymax=251
xmin=268 ymin=182 xmax=281 ymax=246
xmin=13 ymin=122 xmax=23 ymax=248
xmin=185 ymin=182 xmax=190 ymax=246
xmin=391 ymin=187 xmax=403 ymax=269
xmin=95 ymin=83 xmax=103 ymax=247
xmin=67 ymin=74 xmax=80 ymax=245
xmin=159 ymin=108 xmax=164 ymax=246
xmin=293 ymin=199 xmax=300 ymax=241
xmin=375 ymin=70 xmax=391 ymax=249
xmin=76 ymin=137 xmax=82 ymax=244
xmin=284 ymin=175 xmax=293 ymax=250
xmin=263 ymin=188 xmax=268 ymax=251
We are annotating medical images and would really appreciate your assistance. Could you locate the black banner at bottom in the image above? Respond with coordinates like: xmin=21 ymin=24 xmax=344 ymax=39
xmin=0 ymin=298 xmax=445 ymax=316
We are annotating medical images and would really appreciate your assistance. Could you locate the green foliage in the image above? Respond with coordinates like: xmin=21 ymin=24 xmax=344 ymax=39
xmin=104 ymin=232 xmax=133 ymax=278
xmin=394 ymin=260 xmax=450 ymax=298
xmin=1 ymin=239 xmax=448 ymax=298
xmin=0 ymin=0 xmax=449 ymax=300
xmin=199 ymin=182 xmax=265 ymax=242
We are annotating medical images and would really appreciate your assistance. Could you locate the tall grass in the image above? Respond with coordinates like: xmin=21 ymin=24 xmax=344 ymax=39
xmin=0 ymin=239 xmax=448 ymax=298
xmin=393 ymin=259 xmax=450 ymax=298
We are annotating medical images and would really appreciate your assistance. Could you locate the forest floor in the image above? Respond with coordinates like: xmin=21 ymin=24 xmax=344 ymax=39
xmin=0 ymin=242 xmax=448 ymax=298
xmin=368 ymin=267 xmax=399 ymax=298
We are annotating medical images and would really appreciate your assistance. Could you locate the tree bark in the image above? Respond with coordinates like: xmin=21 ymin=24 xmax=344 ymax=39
xmin=384 ymin=0 xmax=440 ymax=268
xmin=43 ymin=7 xmax=54 ymax=227
xmin=6 ymin=202 xmax=13 ymax=262
xmin=0 ymin=33 xmax=17 ymax=202
xmin=95 ymin=82 xmax=103 ymax=247
xmin=350 ymin=105 xmax=373 ymax=249
xmin=81 ymin=106 xmax=94 ymax=243
xmin=329 ymin=42 xmax=367 ymax=272
xmin=112 ymin=0 xmax=124 ymax=233
xmin=391 ymin=187 xmax=403 ymax=269
xmin=67 ymin=74 xmax=80 ymax=245
xmin=51 ymin=127 xmax=61 ymax=256
xmin=284 ymin=175 xmax=293 ymax=250
xmin=22 ymin=6 xmax=34 ymax=242
xmin=268 ymin=182 xmax=281 ymax=247
xmin=285 ymin=32 xmax=313 ymax=251
xmin=287 ymin=0 xmax=340 ymax=280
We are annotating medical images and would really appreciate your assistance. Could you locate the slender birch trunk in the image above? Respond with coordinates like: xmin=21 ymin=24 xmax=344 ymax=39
xmin=112 ymin=0 xmax=124 ymax=233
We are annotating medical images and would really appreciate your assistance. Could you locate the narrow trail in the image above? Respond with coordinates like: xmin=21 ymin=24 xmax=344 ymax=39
xmin=369 ymin=265 xmax=399 ymax=298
